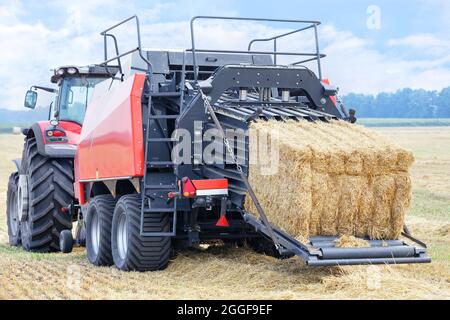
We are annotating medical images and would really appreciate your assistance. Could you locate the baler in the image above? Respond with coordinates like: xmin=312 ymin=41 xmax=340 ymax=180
xmin=7 ymin=15 xmax=430 ymax=271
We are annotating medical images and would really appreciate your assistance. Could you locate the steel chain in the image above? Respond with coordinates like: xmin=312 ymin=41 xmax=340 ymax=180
xmin=199 ymin=90 xmax=244 ymax=174
xmin=198 ymin=88 xmax=281 ymax=251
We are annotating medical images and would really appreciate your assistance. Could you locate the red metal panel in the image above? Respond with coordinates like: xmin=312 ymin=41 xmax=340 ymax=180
xmin=36 ymin=120 xmax=81 ymax=145
xmin=73 ymin=180 xmax=84 ymax=204
xmin=322 ymin=78 xmax=337 ymax=106
xmin=192 ymin=179 xmax=228 ymax=190
xmin=76 ymin=73 xmax=146 ymax=182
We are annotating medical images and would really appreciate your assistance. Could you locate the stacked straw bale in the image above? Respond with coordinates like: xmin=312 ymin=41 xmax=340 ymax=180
xmin=245 ymin=120 xmax=414 ymax=240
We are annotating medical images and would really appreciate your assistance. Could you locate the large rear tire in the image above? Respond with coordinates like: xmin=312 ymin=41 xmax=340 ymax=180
xmin=6 ymin=172 xmax=20 ymax=246
xmin=85 ymin=195 xmax=115 ymax=266
xmin=20 ymin=138 xmax=74 ymax=252
xmin=111 ymin=194 xmax=171 ymax=271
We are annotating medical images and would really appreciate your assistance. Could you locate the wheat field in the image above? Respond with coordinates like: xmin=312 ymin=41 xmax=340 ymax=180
xmin=0 ymin=127 xmax=449 ymax=300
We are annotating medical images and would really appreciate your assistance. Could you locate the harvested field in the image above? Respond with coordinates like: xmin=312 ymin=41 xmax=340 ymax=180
xmin=0 ymin=127 xmax=449 ymax=300
xmin=246 ymin=120 xmax=413 ymax=240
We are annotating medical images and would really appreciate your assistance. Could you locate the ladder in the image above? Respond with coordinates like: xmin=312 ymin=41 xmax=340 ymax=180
xmin=139 ymin=75 xmax=185 ymax=237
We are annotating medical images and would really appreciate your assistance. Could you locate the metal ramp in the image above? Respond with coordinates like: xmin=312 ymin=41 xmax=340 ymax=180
xmin=244 ymin=213 xmax=431 ymax=266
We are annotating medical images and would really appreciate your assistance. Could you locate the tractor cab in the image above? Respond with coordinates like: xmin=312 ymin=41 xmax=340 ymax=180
xmin=22 ymin=65 xmax=116 ymax=158
xmin=25 ymin=65 xmax=115 ymax=125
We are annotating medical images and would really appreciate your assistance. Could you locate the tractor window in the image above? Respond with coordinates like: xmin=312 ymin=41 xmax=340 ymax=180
xmin=58 ymin=77 xmax=105 ymax=124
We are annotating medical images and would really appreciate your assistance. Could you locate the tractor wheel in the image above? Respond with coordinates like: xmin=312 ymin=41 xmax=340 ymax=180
xmin=20 ymin=138 xmax=73 ymax=252
xmin=111 ymin=194 xmax=171 ymax=272
xmin=6 ymin=172 xmax=20 ymax=246
xmin=85 ymin=195 xmax=115 ymax=266
xmin=59 ymin=230 xmax=74 ymax=253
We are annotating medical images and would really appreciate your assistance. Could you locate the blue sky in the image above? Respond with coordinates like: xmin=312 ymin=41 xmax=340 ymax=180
xmin=1 ymin=0 xmax=449 ymax=108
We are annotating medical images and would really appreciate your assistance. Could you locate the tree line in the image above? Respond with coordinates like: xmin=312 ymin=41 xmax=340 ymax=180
xmin=342 ymin=86 xmax=450 ymax=118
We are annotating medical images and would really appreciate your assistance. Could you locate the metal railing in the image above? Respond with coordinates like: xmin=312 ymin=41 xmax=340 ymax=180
xmin=98 ymin=15 xmax=326 ymax=82
xmin=189 ymin=16 xmax=325 ymax=81
xmin=99 ymin=15 xmax=152 ymax=77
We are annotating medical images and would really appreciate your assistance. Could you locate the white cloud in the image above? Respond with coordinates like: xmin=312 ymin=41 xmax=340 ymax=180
xmin=0 ymin=0 xmax=23 ymax=24
xmin=319 ymin=28 xmax=450 ymax=94
xmin=387 ymin=34 xmax=450 ymax=58
xmin=1 ymin=1 xmax=450 ymax=109
xmin=388 ymin=34 xmax=450 ymax=49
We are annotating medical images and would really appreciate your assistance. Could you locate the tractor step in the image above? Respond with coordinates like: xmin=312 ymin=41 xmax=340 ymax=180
xmin=141 ymin=207 xmax=177 ymax=237
xmin=148 ymin=115 xmax=179 ymax=119
xmin=143 ymin=208 xmax=176 ymax=213
xmin=146 ymin=161 xmax=175 ymax=168
xmin=144 ymin=184 xmax=177 ymax=190
xmin=147 ymin=138 xmax=178 ymax=142
xmin=149 ymin=92 xmax=182 ymax=98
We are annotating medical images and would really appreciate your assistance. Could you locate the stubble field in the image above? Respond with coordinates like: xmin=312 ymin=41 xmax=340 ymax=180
xmin=0 ymin=127 xmax=449 ymax=300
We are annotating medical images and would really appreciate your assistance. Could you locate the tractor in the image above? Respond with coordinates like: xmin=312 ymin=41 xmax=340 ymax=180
xmin=6 ymin=15 xmax=430 ymax=270
xmin=6 ymin=65 xmax=115 ymax=252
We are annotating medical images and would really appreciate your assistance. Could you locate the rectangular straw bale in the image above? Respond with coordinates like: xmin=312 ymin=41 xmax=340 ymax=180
xmin=245 ymin=165 xmax=312 ymax=239
xmin=390 ymin=172 xmax=412 ymax=239
xmin=368 ymin=174 xmax=396 ymax=239
xmin=245 ymin=119 xmax=414 ymax=241
xmin=318 ymin=175 xmax=341 ymax=236
xmin=337 ymin=175 xmax=365 ymax=235
xmin=354 ymin=176 xmax=374 ymax=237
xmin=310 ymin=172 xmax=328 ymax=235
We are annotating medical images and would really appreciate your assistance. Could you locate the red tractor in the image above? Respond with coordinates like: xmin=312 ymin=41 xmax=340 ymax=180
xmin=6 ymin=65 xmax=114 ymax=252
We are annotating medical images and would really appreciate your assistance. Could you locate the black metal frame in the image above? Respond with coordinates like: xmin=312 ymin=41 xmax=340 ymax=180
xmin=244 ymin=213 xmax=431 ymax=266
xmin=189 ymin=16 xmax=325 ymax=80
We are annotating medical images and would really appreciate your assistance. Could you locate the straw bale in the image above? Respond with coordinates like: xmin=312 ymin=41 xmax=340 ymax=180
xmin=390 ymin=172 xmax=412 ymax=238
xmin=245 ymin=120 xmax=414 ymax=242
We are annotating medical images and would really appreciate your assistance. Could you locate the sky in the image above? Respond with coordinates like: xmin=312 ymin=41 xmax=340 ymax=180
xmin=0 ymin=0 xmax=449 ymax=109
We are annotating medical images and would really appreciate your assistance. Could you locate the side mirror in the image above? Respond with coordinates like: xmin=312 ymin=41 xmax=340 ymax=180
xmin=24 ymin=90 xmax=37 ymax=109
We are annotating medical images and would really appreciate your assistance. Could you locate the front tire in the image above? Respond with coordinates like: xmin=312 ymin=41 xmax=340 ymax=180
xmin=85 ymin=195 xmax=115 ymax=266
xmin=20 ymin=138 xmax=74 ymax=252
xmin=6 ymin=172 xmax=20 ymax=246
xmin=59 ymin=230 xmax=74 ymax=253
xmin=111 ymin=194 xmax=171 ymax=271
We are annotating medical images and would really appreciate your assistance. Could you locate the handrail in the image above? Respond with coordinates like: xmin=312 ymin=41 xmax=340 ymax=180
xmin=186 ymin=48 xmax=326 ymax=57
xmin=99 ymin=15 xmax=152 ymax=79
xmin=247 ymin=25 xmax=317 ymax=65
xmin=190 ymin=16 xmax=324 ymax=81
xmin=103 ymin=34 xmax=122 ymax=76
xmin=247 ymin=25 xmax=317 ymax=50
